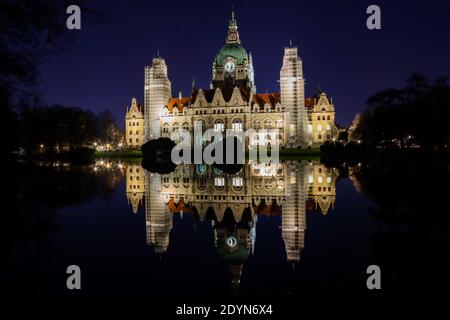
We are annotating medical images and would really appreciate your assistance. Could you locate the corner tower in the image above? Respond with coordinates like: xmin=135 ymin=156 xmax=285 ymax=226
xmin=280 ymin=46 xmax=306 ymax=147
xmin=144 ymin=57 xmax=172 ymax=141
xmin=211 ymin=11 xmax=255 ymax=92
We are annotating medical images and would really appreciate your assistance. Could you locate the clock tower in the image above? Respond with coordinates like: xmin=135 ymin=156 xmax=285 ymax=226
xmin=211 ymin=11 xmax=256 ymax=92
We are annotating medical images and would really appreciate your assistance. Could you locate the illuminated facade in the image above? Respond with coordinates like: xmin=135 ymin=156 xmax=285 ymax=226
xmin=125 ymin=98 xmax=145 ymax=148
xmin=125 ymin=161 xmax=338 ymax=287
xmin=125 ymin=164 xmax=145 ymax=213
xmin=126 ymin=13 xmax=336 ymax=148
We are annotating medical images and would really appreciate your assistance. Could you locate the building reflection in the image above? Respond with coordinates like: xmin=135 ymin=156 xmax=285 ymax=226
xmin=125 ymin=161 xmax=338 ymax=286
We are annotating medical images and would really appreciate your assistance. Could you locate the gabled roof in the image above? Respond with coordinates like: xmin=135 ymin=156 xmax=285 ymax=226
xmin=166 ymin=97 xmax=191 ymax=112
xmin=251 ymin=93 xmax=280 ymax=109
xmin=168 ymin=197 xmax=192 ymax=213
xmin=191 ymin=87 xmax=251 ymax=104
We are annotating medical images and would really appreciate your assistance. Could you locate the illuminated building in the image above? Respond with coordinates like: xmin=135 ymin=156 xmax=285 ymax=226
xmin=126 ymin=12 xmax=337 ymax=148
xmin=125 ymin=97 xmax=145 ymax=148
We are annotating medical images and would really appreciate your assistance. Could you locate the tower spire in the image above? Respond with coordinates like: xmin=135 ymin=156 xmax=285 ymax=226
xmin=226 ymin=8 xmax=240 ymax=44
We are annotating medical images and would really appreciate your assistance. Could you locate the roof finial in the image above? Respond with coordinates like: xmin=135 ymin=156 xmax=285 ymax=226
xmin=156 ymin=49 xmax=160 ymax=57
xmin=232 ymin=5 xmax=235 ymax=22
xmin=289 ymin=38 xmax=293 ymax=47
xmin=192 ymin=76 xmax=195 ymax=89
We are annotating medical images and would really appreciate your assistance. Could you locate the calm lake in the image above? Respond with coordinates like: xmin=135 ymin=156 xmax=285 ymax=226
xmin=3 ymin=158 xmax=449 ymax=301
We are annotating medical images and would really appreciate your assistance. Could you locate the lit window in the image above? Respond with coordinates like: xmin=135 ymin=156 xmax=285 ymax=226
xmin=318 ymin=176 xmax=323 ymax=183
xmin=232 ymin=177 xmax=243 ymax=187
xmin=214 ymin=121 xmax=224 ymax=132
xmin=215 ymin=177 xmax=225 ymax=187
xmin=232 ymin=119 xmax=242 ymax=131
xmin=317 ymin=124 xmax=322 ymax=132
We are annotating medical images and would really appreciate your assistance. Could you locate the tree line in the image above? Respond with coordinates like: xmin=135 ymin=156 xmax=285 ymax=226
xmin=353 ymin=73 xmax=450 ymax=151
xmin=20 ymin=106 xmax=123 ymax=155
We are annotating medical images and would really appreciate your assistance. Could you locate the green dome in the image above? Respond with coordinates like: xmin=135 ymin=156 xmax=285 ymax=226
xmin=217 ymin=244 xmax=249 ymax=266
xmin=215 ymin=43 xmax=248 ymax=66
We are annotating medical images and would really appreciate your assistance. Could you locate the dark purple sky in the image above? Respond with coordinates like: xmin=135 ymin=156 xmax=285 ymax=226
xmin=39 ymin=0 xmax=450 ymax=127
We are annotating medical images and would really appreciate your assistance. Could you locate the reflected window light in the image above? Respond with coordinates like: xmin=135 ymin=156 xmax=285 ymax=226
xmin=290 ymin=172 xmax=296 ymax=184
xmin=214 ymin=177 xmax=225 ymax=187
xmin=232 ymin=177 xmax=243 ymax=187
xmin=327 ymin=176 xmax=331 ymax=183
xmin=318 ymin=176 xmax=323 ymax=183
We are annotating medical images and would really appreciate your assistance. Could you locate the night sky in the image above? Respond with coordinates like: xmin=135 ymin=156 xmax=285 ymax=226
xmin=39 ymin=0 xmax=450 ymax=127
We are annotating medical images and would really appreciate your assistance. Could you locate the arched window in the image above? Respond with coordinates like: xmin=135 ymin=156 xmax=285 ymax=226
xmin=172 ymin=122 xmax=179 ymax=132
xmin=182 ymin=122 xmax=189 ymax=131
xmin=253 ymin=120 xmax=261 ymax=130
xmin=327 ymin=115 xmax=331 ymax=120
xmin=317 ymin=124 xmax=322 ymax=132
xmin=198 ymin=178 xmax=206 ymax=191
xmin=214 ymin=177 xmax=225 ymax=187
xmin=162 ymin=123 xmax=169 ymax=134
xmin=264 ymin=119 xmax=272 ymax=130
xmin=214 ymin=119 xmax=225 ymax=132
xmin=232 ymin=118 xmax=242 ymax=131
xmin=195 ymin=119 xmax=206 ymax=132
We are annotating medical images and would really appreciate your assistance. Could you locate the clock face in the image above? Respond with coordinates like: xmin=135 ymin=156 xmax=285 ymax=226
xmin=226 ymin=236 xmax=237 ymax=248
xmin=224 ymin=61 xmax=235 ymax=72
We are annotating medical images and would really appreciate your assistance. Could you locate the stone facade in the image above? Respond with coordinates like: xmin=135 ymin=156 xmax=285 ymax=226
xmin=126 ymin=13 xmax=337 ymax=148
xmin=125 ymin=98 xmax=145 ymax=148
